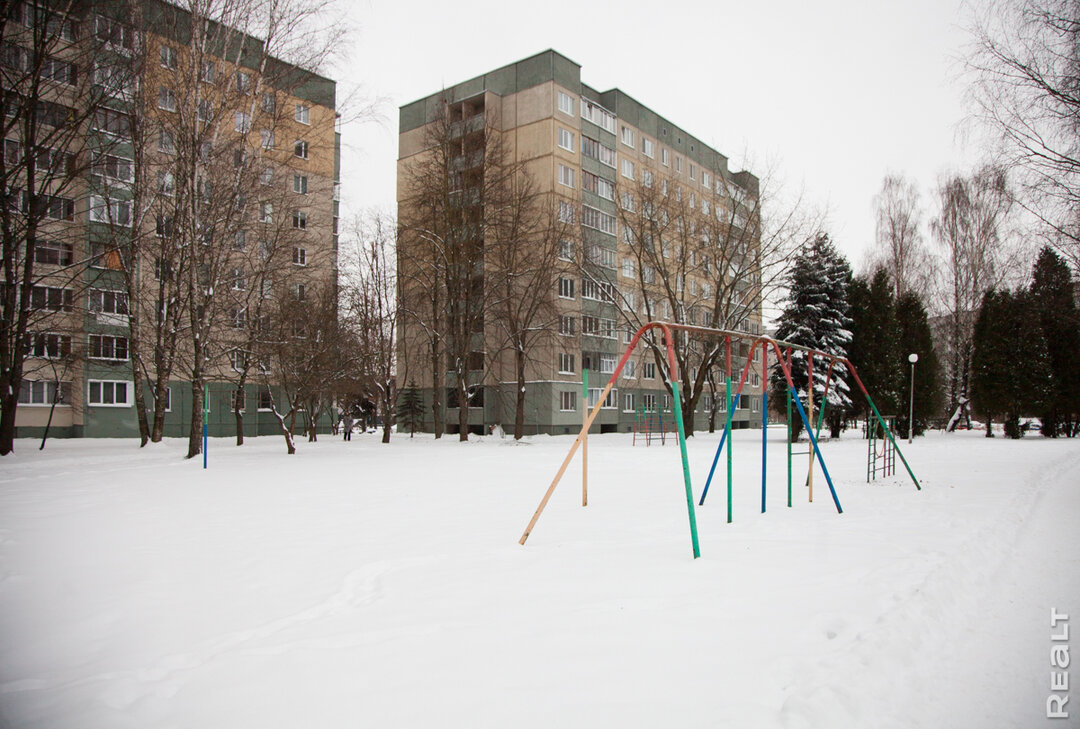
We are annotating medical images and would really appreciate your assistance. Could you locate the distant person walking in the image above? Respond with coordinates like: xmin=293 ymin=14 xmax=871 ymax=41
xmin=342 ymin=412 xmax=354 ymax=441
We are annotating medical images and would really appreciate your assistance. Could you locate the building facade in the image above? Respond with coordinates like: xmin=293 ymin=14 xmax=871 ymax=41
xmin=4 ymin=0 xmax=339 ymax=441
xmin=397 ymin=50 xmax=764 ymax=436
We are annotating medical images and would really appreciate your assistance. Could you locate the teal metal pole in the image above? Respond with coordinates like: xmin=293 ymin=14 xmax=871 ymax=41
xmin=203 ymin=383 xmax=208 ymax=469
xmin=726 ymin=375 xmax=733 ymax=523
xmin=670 ymin=381 xmax=701 ymax=559
xmin=786 ymin=389 xmax=792 ymax=507
xmin=761 ymin=384 xmax=767 ymax=513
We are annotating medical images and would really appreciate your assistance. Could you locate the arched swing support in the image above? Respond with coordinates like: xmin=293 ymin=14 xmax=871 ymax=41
xmin=517 ymin=323 xmax=921 ymax=560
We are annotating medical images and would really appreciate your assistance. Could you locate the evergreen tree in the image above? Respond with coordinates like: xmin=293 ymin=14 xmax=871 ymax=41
xmin=971 ymin=289 xmax=1052 ymax=438
xmin=396 ymin=382 xmax=425 ymax=438
xmin=846 ymin=268 xmax=903 ymax=432
xmin=895 ymin=290 xmax=942 ymax=436
xmin=769 ymin=233 xmax=853 ymax=440
xmin=1029 ymin=247 xmax=1080 ymax=436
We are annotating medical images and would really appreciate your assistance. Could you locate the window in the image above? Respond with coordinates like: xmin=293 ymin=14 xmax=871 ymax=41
xmin=558 ymin=239 xmax=574 ymax=261
xmin=643 ymin=138 xmax=655 ymax=158
xmin=599 ymin=354 xmax=617 ymax=373
xmin=88 ymin=380 xmax=130 ymax=407
xmin=88 ymin=334 xmax=128 ymax=360
xmin=557 ymin=164 xmax=575 ymax=188
xmin=690 ymin=163 xmax=696 ymax=180
xmin=581 ymin=136 xmax=616 ymax=167
xmin=158 ymin=129 xmax=175 ymax=154
xmin=293 ymin=246 xmax=306 ymax=265
xmin=233 ymin=230 xmax=247 ymax=250
xmin=587 ymin=388 xmax=617 ymax=409
xmin=643 ymin=393 xmax=657 ymax=410
xmin=581 ymin=279 xmax=616 ymax=302
xmin=231 ymin=268 xmax=246 ymax=290
xmin=294 ymin=140 xmax=308 ymax=159
xmin=34 ymin=240 xmax=72 ymax=266
xmin=295 ymin=103 xmax=310 ymax=124
xmin=292 ymin=210 xmax=307 ymax=229
xmin=661 ymin=148 xmax=669 ymax=166
xmin=234 ymin=112 xmax=251 ymax=133
xmin=260 ymin=167 xmax=274 ymax=186
xmin=558 ymin=91 xmax=574 ymax=116
xmin=581 ymin=170 xmax=614 ymax=200
xmin=624 ymin=393 xmax=636 ymax=412
xmin=292 ymin=283 xmax=306 ymax=300
xmin=160 ymin=45 xmax=177 ymax=69
xmin=197 ymin=99 xmax=214 ymax=123
xmin=230 ymin=349 xmax=248 ymax=371
xmin=581 ymin=206 xmax=616 ymax=235
xmin=26 ymin=332 xmax=71 ymax=358
xmin=642 ymin=169 xmax=653 ymax=188
xmin=230 ymin=307 xmax=247 ymax=328
xmin=621 ymin=159 xmax=634 ymax=179
xmin=580 ymin=98 xmax=616 ymax=133
xmin=624 ymin=360 xmax=636 ymax=378
xmin=260 ymin=92 xmax=276 ymax=114
xmin=201 ymin=61 xmax=216 ymax=83
xmin=258 ymin=386 xmax=274 ymax=411
xmin=622 ymin=258 xmax=635 ymax=278
xmin=293 ymin=174 xmax=308 ymax=194
xmin=157 ymin=170 xmax=174 ymax=196
xmin=558 ymin=277 xmax=575 ymax=299
xmin=560 ymin=391 xmax=577 ymax=412
xmin=19 ymin=380 xmax=71 ymax=406
xmin=89 ymin=196 xmax=131 ymax=226
xmin=584 ymin=245 xmax=616 ymax=268
xmin=94 ymin=15 xmax=133 ymax=50
xmin=557 ymin=128 xmax=574 ymax=152
xmin=260 ymin=202 xmax=274 ymax=223
xmin=235 ymin=70 xmax=251 ymax=94
xmin=93 ymin=108 xmax=131 ymax=138
xmin=644 ymin=362 xmax=656 ymax=379
xmin=675 ymin=157 xmax=682 ymax=173
xmin=558 ymin=200 xmax=575 ymax=224
xmin=260 ymin=129 xmax=275 ymax=150
xmin=620 ymin=126 xmax=635 ymax=147
xmin=559 ymin=315 xmax=575 ymax=336
xmin=558 ymin=353 xmax=575 ymax=374
xmin=88 ymin=288 xmax=128 ymax=315
xmin=621 ymin=191 xmax=635 ymax=211
xmin=703 ymin=171 xmax=711 ymax=188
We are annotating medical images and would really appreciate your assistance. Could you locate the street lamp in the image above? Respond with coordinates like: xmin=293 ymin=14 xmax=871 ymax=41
xmin=908 ymin=353 xmax=919 ymax=444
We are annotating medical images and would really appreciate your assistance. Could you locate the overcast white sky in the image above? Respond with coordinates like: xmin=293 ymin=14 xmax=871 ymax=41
xmin=330 ymin=0 xmax=986 ymax=271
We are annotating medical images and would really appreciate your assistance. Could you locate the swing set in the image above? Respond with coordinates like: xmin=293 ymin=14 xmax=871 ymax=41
xmin=518 ymin=322 xmax=921 ymax=559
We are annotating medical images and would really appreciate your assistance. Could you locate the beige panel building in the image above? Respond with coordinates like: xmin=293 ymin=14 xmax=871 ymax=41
xmin=398 ymin=50 xmax=763 ymax=436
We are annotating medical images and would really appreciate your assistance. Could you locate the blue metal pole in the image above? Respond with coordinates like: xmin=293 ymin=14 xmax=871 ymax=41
xmin=788 ymin=386 xmax=842 ymax=513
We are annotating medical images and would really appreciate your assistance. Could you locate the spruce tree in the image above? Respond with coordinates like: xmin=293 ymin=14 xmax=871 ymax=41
xmin=1029 ymin=247 xmax=1080 ymax=436
xmin=972 ymin=289 xmax=1052 ymax=438
xmin=769 ymin=233 xmax=853 ymax=440
xmin=846 ymin=268 xmax=903 ymax=431
xmin=396 ymin=382 xmax=425 ymax=438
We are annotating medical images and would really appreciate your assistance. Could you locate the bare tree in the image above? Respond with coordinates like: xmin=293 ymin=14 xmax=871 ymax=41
xmin=932 ymin=166 xmax=1018 ymax=423
xmin=0 ymin=2 xmax=123 ymax=455
xmin=341 ymin=211 xmax=398 ymax=443
xmin=870 ymin=173 xmax=930 ymax=298
xmin=399 ymin=97 xmax=534 ymax=441
xmin=966 ymin=0 xmax=1080 ymax=269
xmin=607 ymin=162 xmax=819 ymax=437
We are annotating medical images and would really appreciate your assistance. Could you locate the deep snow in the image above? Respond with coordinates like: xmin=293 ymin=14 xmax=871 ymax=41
xmin=0 ymin=428 xmax=1078 ymax=728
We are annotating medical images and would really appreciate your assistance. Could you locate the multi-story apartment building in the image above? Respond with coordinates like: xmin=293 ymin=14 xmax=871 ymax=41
xmin=3 ymin=0 xmax=338 ymax=442
xmin=398 ymin=50 xmax=764 ymax=436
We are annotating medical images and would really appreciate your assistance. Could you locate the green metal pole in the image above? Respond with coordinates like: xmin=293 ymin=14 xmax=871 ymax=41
xmin=726 ymin=375 xmax=733 ymax=523
xmin=786 ymin=388 xmax=792 ymax=507
xmin=670 ymin=381 xmax=701 ymax=559
xmin=863 ymin=390 xmax=922 ymax=490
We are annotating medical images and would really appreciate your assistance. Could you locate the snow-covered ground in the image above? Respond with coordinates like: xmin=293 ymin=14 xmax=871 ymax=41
xmin=1 ymin=427 xmax=1078 ymax=728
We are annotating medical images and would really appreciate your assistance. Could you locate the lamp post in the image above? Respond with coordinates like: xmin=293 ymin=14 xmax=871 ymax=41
xmin=907 ymin=353 xmax=919 ymax=444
